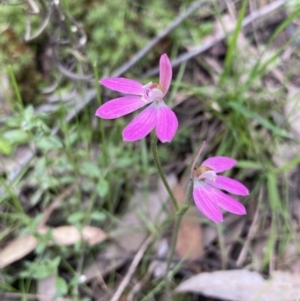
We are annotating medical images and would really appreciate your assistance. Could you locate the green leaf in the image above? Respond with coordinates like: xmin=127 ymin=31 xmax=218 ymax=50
xmin=68 ymin=132 xmax=78 ymax=144
xmin=3 ymin=129 xmax=29 ymax=144
xmin=20 ymin=257 xmax=60 ymax=279
xmin=0 ymin=281 xmax=17 ymax=292
xmin=81 ymin=161 xmax=101 ymax=178
xmin=97 ymin=179 xmax=109 ymax=198
xmin=236 ymin=160 xmax=262 ymax=170
xmin=24 ymin=105 xmax=34 ymax=121
xmin=274 ymin=155 xmax=300 ymax=174
xmin=35 ymin=157 xmax=46 ymax=176
xmin=222 ymin=0 xmax=247 ymax=79
xmin=115 ymin=157 xmax=136 ymax=168
xmin=36 ymin=135 xmax=63 ymax=150
xmin=228 ymin=102 xmax=291 ymax=139
xmin=67 ymin=212 xmax=85 ymax=224
xmin=0 ymin=137 xmax=12 ymax=155
xmin=55 ymin=276 xmax=68 ymax=298
xmin=91 ymin=211 xmax=107 ymax=222
xmin=267 ymin=173 xmax=281 ymax=212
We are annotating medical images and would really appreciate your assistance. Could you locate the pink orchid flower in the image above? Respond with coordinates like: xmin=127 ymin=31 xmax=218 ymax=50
xmin=192 ymin=156 xmax=248 ymax=223
xmin=96 ymin=54 xmax=178 ymax=142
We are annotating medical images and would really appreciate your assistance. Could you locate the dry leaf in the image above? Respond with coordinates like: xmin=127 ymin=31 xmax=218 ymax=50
xmin=0 ymin=226 xmax=107 ymax=268
xmin=175 ymin=270 xmax=300 ymax=301
xmin=84 ymin=175 xmax=177 ymax=281
xmin=52 ymin=226 xmax=107 ymax=246
xmin=0 ymin=234 xmax=37 ymax=269
xmin=37 ymin=275 xmax=65 ymax=301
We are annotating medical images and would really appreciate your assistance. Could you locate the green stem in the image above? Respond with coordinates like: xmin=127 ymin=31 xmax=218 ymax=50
xmin=0 ymin=177 xmax=24 ymax=213
xmin=150 ymin=131 xmax=179 ymax=211
xmin=93 ymin=61 xmax=108 ymax=164
xmin=165 ymin=179 xmax=193 ymax=278
xmin=7 ymin=65 xmax=23 ymax=111
xmin=140 ymin=180 xmax=193 ymax=301
xmin=166 ymin=203 xmax=188 ymax=270
xmin=140 ymin=258 xmax=184 ymax=301
xmin=217 ymin=223 xmax=226 ymax=270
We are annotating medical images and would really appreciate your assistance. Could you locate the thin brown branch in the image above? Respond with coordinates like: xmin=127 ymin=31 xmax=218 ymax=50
xmin=109 ymin=236 xmax=153 ymax=301
xmin=25 ymin=2 xmax=51 ymax=41
xmin=38 ymin=185 xmax=74 ymax=228
xmin=236 ymin=189 xmax=262 ymax=266
xmin=2 ymin=292 xmax=71 ymax=301
xmin=111 ymin=0 xmax=207 ymax=77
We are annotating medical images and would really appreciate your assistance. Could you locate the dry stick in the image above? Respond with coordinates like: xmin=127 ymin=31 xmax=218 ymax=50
xmin=236 ymin=188 xmax=261 ymax=266
xmin=144 ymin=0 xmax=286 ymax=77
xmin=249 ymin=0 xmax=262 ymax=47
xmin=3 ymin=0 xmax=204 ymax=191
xmin=109 ymin=236 xmax=153 ymax=301
xmin=25 ymin=4 xmax=51 ymax=41
xmin=38 ymin=185 xmax=74 ymax=229
xmin=127 ymin=265 xmax=155 ymax=301
xmin=111 ymin=0 xmax=206 ymax=77
xmin=25 ymin=0 xmax=40 ymax=14
xmin=2 ymin=292 xmax=71 ymax=301
xmin=225 ymin=0 xmax=237 ymax=19
xmin=55 ymin=60 xmax=93 ymax=81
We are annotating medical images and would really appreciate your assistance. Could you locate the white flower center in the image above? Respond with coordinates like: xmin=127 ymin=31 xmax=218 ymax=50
xmin=197 ymin=170 xmax=216 ymax=181
xmin=142 ymin=82 xmax=164 ymax=102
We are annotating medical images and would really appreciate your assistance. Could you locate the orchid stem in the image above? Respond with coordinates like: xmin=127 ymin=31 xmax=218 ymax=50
xmin=165 ymin=179 xmax=193 ymax=282
xmin=150 ymin=132 xmax=193 ymax=294
xmin=150 ymin=131 xmax=179 ymax=211
xmin=166 ymin=202 xmax=189 ymax=272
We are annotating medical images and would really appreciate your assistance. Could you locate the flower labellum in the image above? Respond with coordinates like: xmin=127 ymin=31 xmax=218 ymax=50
xmin=192 ymin=155 xmax=249 ymax=223
xmin=96 ymin=54 xmax=178 ymax=143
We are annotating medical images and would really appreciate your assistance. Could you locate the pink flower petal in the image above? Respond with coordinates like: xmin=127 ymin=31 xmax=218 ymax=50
xmin=206 ymin=176 xmax=249 ymax=196
xmin=193 ymin=181 xmax=223 ymax=223
xmin=95 ymin=96 xmax=146 ymax=119
xmin=156 ymin=103 xmax=178 ymax=143
xmin=204 ymin=184 xmax=246 ymax=215
xmin=201 ymin=156 xmax=236 ymax=173
xmin=122 ymin=103 xmax=157 ymax=141
xmin=159 ymin=54 xmax=172 ymax=95
xmin=100 ymin=78 xmax=143 ymax=95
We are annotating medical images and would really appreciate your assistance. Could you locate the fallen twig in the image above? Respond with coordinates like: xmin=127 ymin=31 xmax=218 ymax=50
xmin=111 ymin=0 xmax=207 ymax=77
xmin=2 ymin=292 xmax=71 ymax=301
xmin=144 ymin=0 xmax=286 ymax=77
xmin=109 ymin=236 xmax=153 ymax=301
xmin=38 ymin=185 xmax=74 ymax=228
xmin=236 ymin=189 xmax=261 ymax=266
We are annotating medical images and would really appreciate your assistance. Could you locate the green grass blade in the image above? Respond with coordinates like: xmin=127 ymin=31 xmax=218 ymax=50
xmin=228 ymin=102 xmax=291 ymax=139
xmin=274 ymin=155 xmax=300 ymax=174
xmin=221 ymin=0 xmax=248 ymax=80
xmin=241 ymin=6 xmax=300 ymax=95
xmin=267 ymin=173 xmax=282 ymax=212
xmin=7 ymin=65 xmax=24 ymax=111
